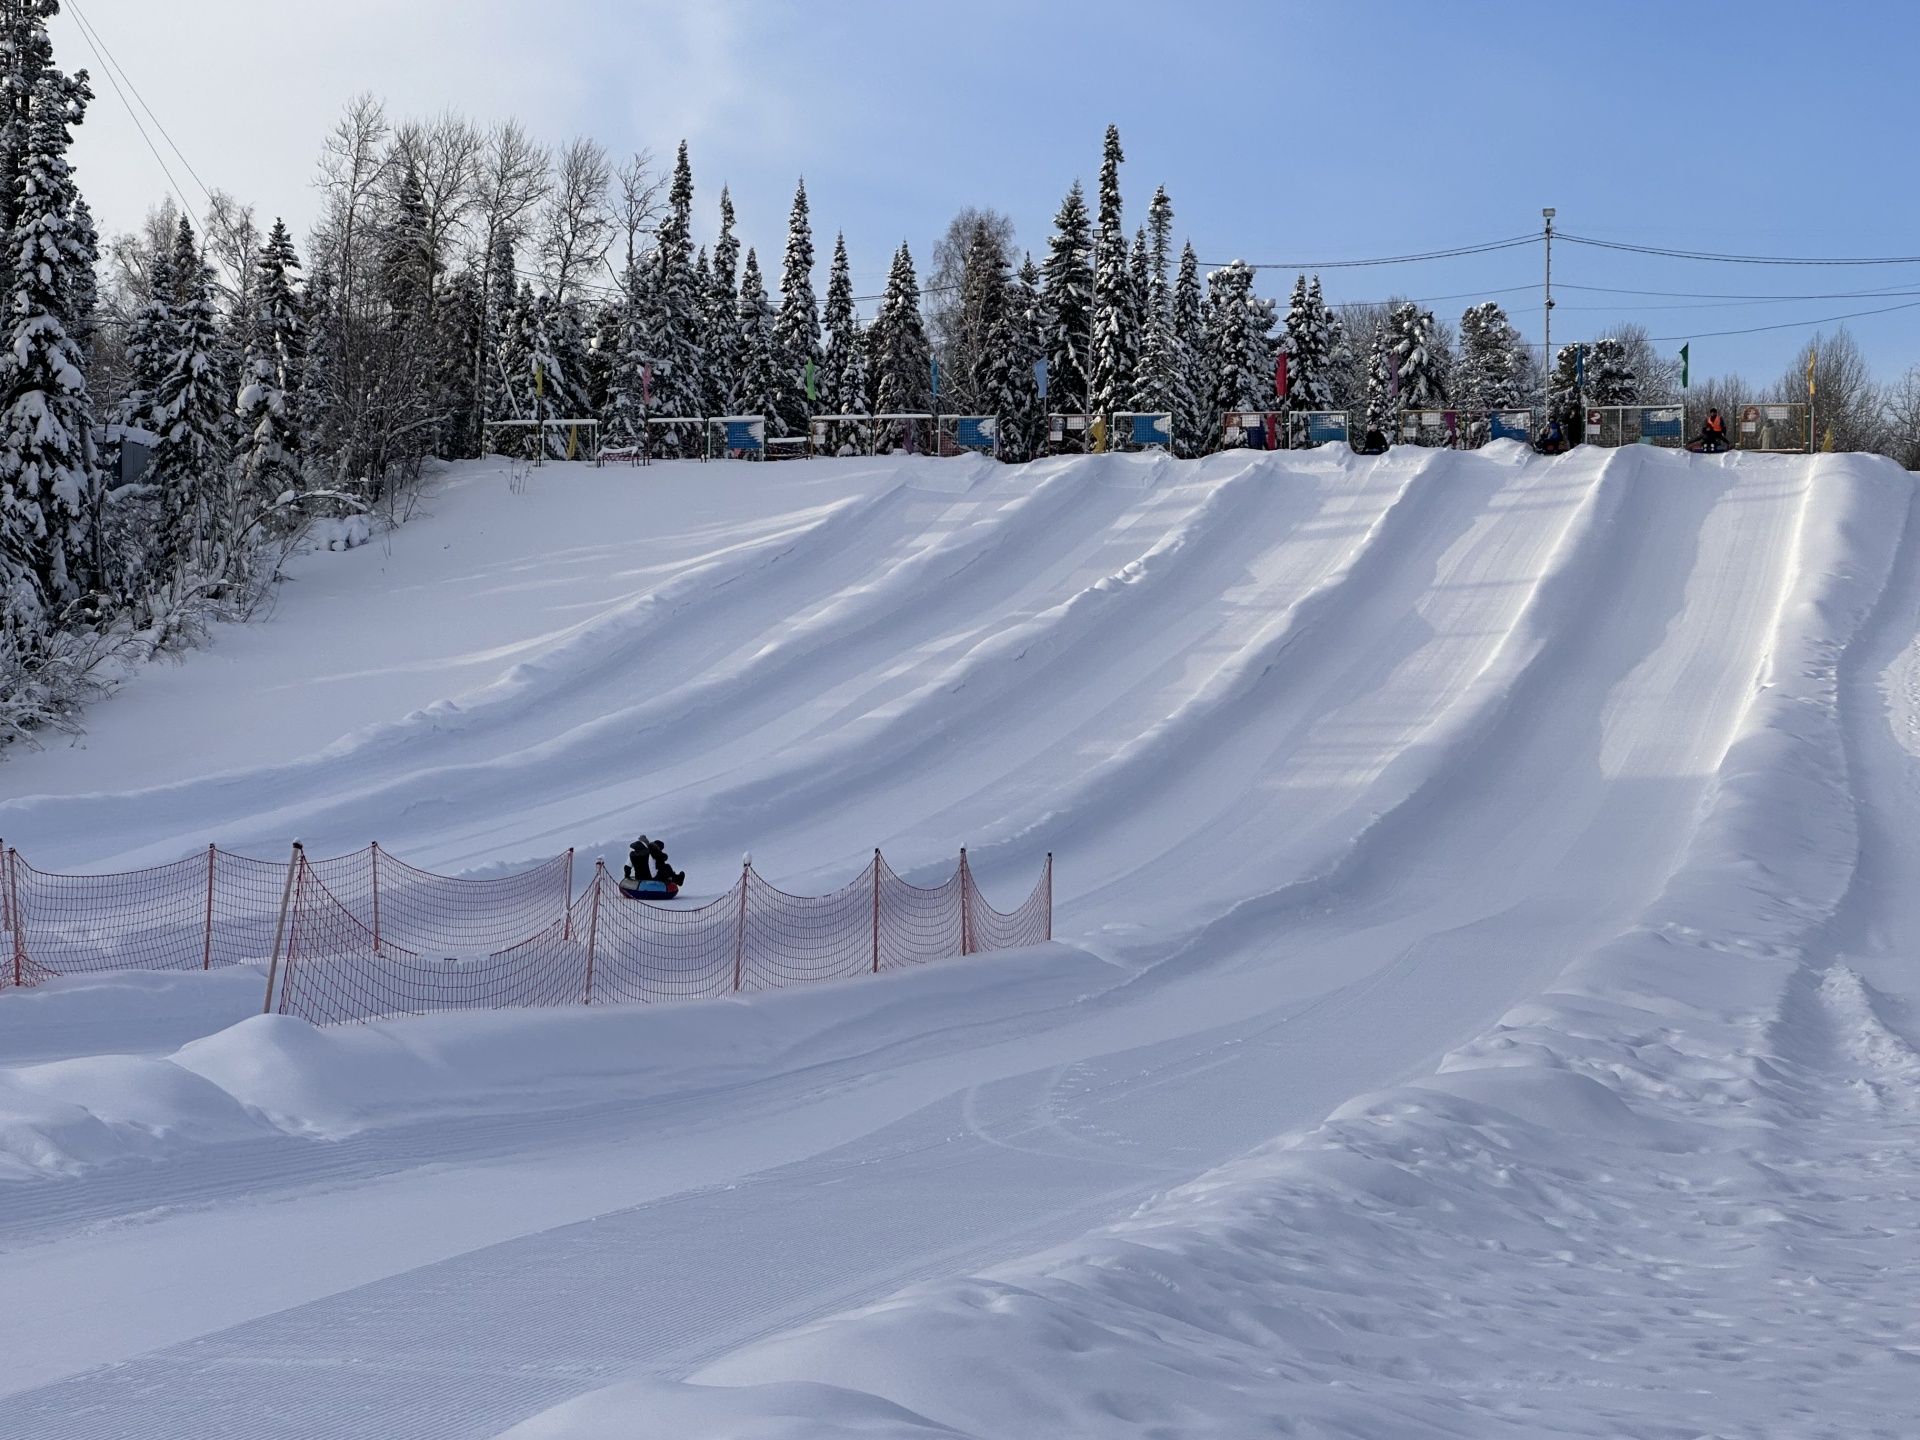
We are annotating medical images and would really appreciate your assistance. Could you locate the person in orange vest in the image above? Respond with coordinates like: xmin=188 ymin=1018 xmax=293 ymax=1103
xmin=1696 ymin=408 xmax=1730 ymax=452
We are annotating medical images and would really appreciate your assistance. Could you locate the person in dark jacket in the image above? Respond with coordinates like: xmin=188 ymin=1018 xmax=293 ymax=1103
xmin=627 ymin=835 xmax=655 ymax=885
xmin=645 ymin=838 xmax=685 ymax=888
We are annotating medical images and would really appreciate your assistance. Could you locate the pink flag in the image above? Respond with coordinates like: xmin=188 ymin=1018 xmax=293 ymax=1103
xmin=1275 ymin=352 xmax=1289 ymax=400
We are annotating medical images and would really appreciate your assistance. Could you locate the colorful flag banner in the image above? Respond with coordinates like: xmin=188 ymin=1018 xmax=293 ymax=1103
xmin=1307 ymin=411 xmax=1349 ymax=445
xmin=956 ymin=417 xmax=998 ymax=449
xmin=1275 ymin=352 xmax=1289 ymax=400
xmin=1131 ymin=414 xmax=1170 ymax=445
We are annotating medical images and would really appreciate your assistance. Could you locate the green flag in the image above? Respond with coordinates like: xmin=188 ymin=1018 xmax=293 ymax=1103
xmin=1679 ymin=343 xmax=1689 ymax=389
xmin=805 ymin=358 xmax=816 ymax=402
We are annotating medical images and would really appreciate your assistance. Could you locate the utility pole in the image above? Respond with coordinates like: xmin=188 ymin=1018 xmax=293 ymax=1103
xmin=1542 ymin=208 xmax=1556 ymax=417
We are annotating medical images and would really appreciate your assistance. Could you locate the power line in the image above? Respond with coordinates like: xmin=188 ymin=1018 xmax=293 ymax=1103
xmin=1645 ymin=297 xmax=1920 ymax=342
xmin=61 ymin=3 xmax=191 ymax=214
xmin=1559 ymin=233 xmax=1920 ymax=266
xmin=1204 ymin=234 xmax=1539 ymax=271
xmin=67 ymin=1 xmax=214 ymax=205
xmin=1556 ymin=280 xmax=1920 ymax=303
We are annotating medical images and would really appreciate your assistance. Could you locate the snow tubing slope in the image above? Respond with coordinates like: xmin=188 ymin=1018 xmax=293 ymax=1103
xmin=0 ymin=445 xmax=1876 ymax=971
xmin=3 ymin=444 xmax=1919 ymax=1439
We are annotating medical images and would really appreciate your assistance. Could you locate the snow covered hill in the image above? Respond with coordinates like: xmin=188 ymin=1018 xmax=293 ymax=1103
xmin=1 ymin=446 xmax=1916 ymax=1438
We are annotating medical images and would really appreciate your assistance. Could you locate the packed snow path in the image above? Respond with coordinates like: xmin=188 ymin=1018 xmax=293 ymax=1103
xmin=1 ymin=447 xmax=1916 ymax=1438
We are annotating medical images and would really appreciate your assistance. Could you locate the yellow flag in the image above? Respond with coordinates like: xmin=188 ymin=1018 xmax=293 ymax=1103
xmin=1807 ymin=346 xmax=1816 ymax=398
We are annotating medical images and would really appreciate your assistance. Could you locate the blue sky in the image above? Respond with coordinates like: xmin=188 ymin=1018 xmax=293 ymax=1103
xmin=55 ymin=0 xmax=1920 ymax=384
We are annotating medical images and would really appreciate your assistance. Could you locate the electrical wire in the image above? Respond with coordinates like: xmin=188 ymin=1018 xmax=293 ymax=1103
xmin=1204 ymin=234 xmax=1539 ymax=270
xmin=60 ymin=3 xmax=190 ymax=214
xmin=67 ymin=1 xmax=214 ymax=204
xmin=1556 ymin=280 xmax=1920 ymax=302
xmin=1644 ymin=297 xmax=1920 ymax=342
xmin=1559 ymin=233 xmax=1920 ymax=266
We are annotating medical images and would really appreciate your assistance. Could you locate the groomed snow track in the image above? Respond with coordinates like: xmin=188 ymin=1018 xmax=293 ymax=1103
xmin=1 ymin=444 xmax=1916 ymax=1438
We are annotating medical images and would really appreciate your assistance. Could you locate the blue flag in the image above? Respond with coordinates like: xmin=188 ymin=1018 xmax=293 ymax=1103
xmin=1034 ymin=358 xmax=1048 ymax=401
xmin=931 ymin=357 xmax=939 ymax=400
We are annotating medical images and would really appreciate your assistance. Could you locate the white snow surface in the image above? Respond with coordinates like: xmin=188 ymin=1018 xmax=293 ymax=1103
xmin=2 ymin=447 xmax=1917 ymax=1437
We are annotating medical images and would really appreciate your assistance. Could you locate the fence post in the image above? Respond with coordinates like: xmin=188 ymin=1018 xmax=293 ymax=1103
xmin=563 ymin=847 xmax=576 ymax=941
xmin=7 ymin=847 xmax=23 ymax=988
xmin=732 ymin=856 xmax=751 ymax=993
xmin=871 ymin=849 xmax=881 ymax=974
xmin=369 ymin=841 xmax=382 ymax=954
xmin=202 ymin=843 xmax=217 ymax=970
xmin=959 ymin=847 xmax=972 ymax=957
xmin=262 ymin=841 xmax=302 ymax=1015
xmin=583 ymin=860 xmax=604 ymax=1004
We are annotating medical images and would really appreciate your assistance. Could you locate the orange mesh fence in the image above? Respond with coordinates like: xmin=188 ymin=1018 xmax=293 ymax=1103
xmin=0 ymin=837 xmax=1052 ymax=1022
xmin=269 ymin=849 xmax=1053 ymax=1025
xmin=586 ymin=878 xmax=739 ymax=1005
xmin=0 ymin=842 xmax=573 ymax=992
xmin=4 ymin=845 xmax=290 ymax=983
xmin=963 ymin=851 xmax=1054 ymax=954
xmin=272 ymin=862 xmax=592 ymax=1024
xmin=301 ymin=844 xmax=574 ymax=959
xmin=878 ymin=853 xmax=966 ymax=972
